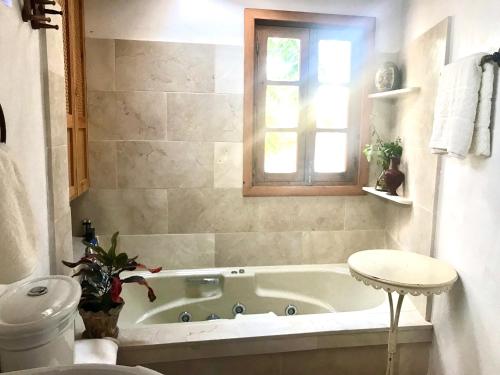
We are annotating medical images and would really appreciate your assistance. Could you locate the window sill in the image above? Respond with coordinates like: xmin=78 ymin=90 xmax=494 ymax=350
xmin=243 ymin=184 xmax=366 ymax=197
xmin=362 ymin=187 xmax=412 ymax=205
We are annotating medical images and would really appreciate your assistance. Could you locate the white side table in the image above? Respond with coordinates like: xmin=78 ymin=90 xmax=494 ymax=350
xmin=348 ymin=250 xmax=458 ymax=375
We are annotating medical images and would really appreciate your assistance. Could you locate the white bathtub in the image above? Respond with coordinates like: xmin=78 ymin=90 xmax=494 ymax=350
xmin=119 ymin=264 xmax=386 ymax=326
xmin=111 ymin=264 xmax=431 ymax=373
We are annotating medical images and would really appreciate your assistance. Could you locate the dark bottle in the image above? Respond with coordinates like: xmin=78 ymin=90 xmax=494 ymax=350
xmin=384 ymin=157 xmax=405 ymax=196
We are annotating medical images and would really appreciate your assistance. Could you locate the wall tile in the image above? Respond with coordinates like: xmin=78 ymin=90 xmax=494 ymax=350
xmin=88 ymin=91 xmax=167 ymax=141
xmin=302 ymin=230 xmax=386 ymax=264
xmin=212 ymin=190 xmax=345 ymax=233
xmin=280 ymin=346 xmax=386 ymax=375
xmin=116 ymin=234 xmax=215 ymax=270
xmin=53 ymin=210 xmax=73 ymax=275
xmin=257 ymin=196 xmax=345 ymax=232
xmin=215 ymin=45 xmax=244 ymax=94
xmin=167 ymin=189 xmax=217 ymax=234
xmin=47 ymin=72 xmax=67 ymax=147
xmin=385 ymin=231 xmax=402 ymax=250
xmin=117 ymin=141 xmax=213 ymax=188
xmin=213 ymin=189 xmax=260 ymax=233
xmin=89 ymin=141 xmax=117 ymax=189
xmin=88 ymin=91 xmax=116 ymax=141
xmin=115 ymin=91 xmax=167 ymax=140
xmin=345 ymin=196 xmax=386 ymax=230
xmin=70 ymin=189 xmax=168 ymax=235
xmin=115 ymin=40 xmax=214 ymax=92
xmin=214 ymin=142 xmax=243 ymax=188
xmin=215 ymin=232 xmax=303 ymax=267
xmin=50 ymin=145 xmax=70 ymax=223
xmin=85 ymin=38 xmax=115 ymax=91
xmin=149 ymin=353 xmax=282 ymax=375
xmin=167 ymin=93 xmax=242 ymax=142
xmin=397 ymin=205 xmax=434 ymax=256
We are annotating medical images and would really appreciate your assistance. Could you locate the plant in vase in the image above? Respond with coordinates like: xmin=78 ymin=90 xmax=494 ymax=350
xmin=363 ymin=131 xmax=403 ymax=194
xmin=62 ymin=232 xmax=162 ymax=339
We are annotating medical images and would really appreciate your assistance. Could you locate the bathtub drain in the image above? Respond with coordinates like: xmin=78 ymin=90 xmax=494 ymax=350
xmin=179 ymin=311 xmax=192 ymax=323
xmin=232 ymin=303 xmax=246 ymax=316
xmin=285 ymin=304 xmax=298 ymax=316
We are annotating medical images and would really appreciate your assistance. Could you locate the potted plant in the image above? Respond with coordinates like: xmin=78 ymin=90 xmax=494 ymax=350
xmin=62 ymin=232 xmax=162 ymax=338
xmin=363 ymin=131 xmax=403 ymax=192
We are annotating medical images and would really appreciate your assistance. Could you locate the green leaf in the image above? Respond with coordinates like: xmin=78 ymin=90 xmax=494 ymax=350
xmin=114 ymin=253 xmax=129 ymax=269
xmin=108 ymin=232 xmax=119 ymax=259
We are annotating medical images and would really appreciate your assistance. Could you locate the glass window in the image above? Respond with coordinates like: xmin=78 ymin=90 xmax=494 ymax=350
xmin=266 ymin=37 xmax=301 ymax=81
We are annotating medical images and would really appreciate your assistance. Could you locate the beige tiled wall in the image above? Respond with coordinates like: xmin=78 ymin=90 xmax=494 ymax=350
xmin=71 ymin=38 xmax=387 ymax=268
xmin=381 ymin=20 xmax=449 ymax=316
xmin=384 ymin=20 xmax=449 ymax=256
xmin=44 ymin=6 xmax=73 ymax=275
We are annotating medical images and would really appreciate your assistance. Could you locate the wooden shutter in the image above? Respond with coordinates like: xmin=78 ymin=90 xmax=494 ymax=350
xmin=62 ymin=0 xmax=89 ymax=200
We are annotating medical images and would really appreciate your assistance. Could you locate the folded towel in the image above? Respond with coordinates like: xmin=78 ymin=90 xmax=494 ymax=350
xmin=430 ymin=53 xmax=493 ymax=158
xmin=470 ymin=61 xmax=495 ymax=156
xmin=74 ymin=338 xmax=119 ymax=365
xmin=0 ymin=144 xmax=37 ymax=284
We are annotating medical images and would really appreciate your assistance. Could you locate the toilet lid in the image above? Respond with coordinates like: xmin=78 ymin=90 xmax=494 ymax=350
xmin=0 ymin=276 xmax=81 ymax=336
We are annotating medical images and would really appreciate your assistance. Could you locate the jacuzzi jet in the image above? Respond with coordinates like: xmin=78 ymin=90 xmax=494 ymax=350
xmin=232 ymin=302 xmax=246 ymax=315
xmin=206 ymin=313 xmax=220 ymax=320
xmin=178 ymin=311 xmax=192 ymax=322
xmin=285 ymin=304 xmax=298 ymax=316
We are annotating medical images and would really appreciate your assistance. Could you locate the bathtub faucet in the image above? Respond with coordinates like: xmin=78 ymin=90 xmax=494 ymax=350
xmin=186 ymin=277 xmax=220 ymax=286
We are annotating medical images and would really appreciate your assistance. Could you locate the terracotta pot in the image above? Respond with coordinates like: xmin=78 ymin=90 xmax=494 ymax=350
xmin=79 ymin=303 xmax=124 ymax=339
xmin=384 ymin=157 xmax=405 ymax=196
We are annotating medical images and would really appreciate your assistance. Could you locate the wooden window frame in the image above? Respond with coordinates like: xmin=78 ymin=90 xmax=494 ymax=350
xmin=243 ymin=9 xmax=375 ymax=197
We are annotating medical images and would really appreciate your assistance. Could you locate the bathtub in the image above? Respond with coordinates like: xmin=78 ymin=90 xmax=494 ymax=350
xmin=110 ymin=264 xmax=432 ymax=374
xmin=119 ymin=264 xmax=386 ymax=325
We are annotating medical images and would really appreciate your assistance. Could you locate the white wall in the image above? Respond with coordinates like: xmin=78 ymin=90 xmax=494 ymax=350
xmin=84 ymin=0 xmax=404 ymax=52
xmin=404 ymin=1 xmax=500 ymax=374
xmin=0 ymin=2 xmax=51 ymax=281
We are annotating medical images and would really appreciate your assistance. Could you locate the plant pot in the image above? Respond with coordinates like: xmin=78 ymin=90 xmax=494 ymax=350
xmin=375 ymin=169 xmax=389 ymax=192
xmin=79 ymin=303 xmax=124 ymax=339
xmin=384 ymin=157 xmax=405 ymax=196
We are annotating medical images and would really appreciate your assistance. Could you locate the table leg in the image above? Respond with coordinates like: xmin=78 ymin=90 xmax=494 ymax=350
xmin=385 ymin=292 xmax=405 ymax=375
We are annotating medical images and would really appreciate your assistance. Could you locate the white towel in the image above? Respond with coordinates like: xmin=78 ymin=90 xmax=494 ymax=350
xmin=74 ymin=338 xmax=119 ymax=365
xmin=470 ymin=62 xmax=495 ymax=156
xmin=430 ymin=53 xmax=494 ymax=158
xmin=0 ymin=144 xmax=37 ymax=284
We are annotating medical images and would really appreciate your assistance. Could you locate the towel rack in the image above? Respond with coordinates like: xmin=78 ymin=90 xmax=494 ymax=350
xmin=480 ymin=49 xmax=500 ymax=66
xmin=0 ymin=104 xmax=6 ymax=144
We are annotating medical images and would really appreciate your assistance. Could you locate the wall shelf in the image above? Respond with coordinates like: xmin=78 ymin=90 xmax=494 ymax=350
xmin=362 ymin=187 xmax=412 ymax=205
xmin=368 ymin=87 xmax=420 ymax=100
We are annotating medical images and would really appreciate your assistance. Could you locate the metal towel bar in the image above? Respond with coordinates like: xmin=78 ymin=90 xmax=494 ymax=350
xmin=0 ymin=104 xmax=6 ymax=144
xmin=480 ymin=49 xmax=500 ymax=67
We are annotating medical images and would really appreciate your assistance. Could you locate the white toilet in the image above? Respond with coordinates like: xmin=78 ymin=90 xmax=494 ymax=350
xmin=0 ymin=276 xmax=81 ymax=373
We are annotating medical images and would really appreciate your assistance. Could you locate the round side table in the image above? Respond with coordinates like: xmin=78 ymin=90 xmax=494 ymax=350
xmin=348 ymin=250 xmax=458 ymax=375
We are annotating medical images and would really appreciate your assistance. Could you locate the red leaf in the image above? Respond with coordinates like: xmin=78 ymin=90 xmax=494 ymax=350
xmin=110 ymin=277 xmax=123 ymax=304
xmin=134 ymin=263 xmax=163 ymax=274
xmin=121 ymin=276 xmax=157 ymax=302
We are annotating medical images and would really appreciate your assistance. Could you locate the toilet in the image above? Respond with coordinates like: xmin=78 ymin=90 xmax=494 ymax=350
xmin=0 ymin=276 xmax=81 ymax=372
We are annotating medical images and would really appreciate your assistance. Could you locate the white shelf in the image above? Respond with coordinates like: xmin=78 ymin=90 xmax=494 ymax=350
xmin=368 ymin=87 xmax=420 ymax=100
xmin=362 ymin=187 xmax=412 ymax=205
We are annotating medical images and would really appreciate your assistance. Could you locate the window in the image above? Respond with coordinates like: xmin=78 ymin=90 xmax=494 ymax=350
xmin=243 ymin=9 xmax=375 ymax=196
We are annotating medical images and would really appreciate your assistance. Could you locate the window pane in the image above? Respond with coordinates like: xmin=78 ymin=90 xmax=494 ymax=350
xmin=318 ymin=40 xmax=352 ymax=84
xmin=265 ymin=85 xmax=300 ymax=128
xmin=314 ymin=85 xmax=349 ymax=129
xmin=267 ymin=37 xmax=300 ymax=81
xmin=264 ymin=132 xmax=297 ymax=173
xmin=314 ymin=132 xmax=347 ymax=173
